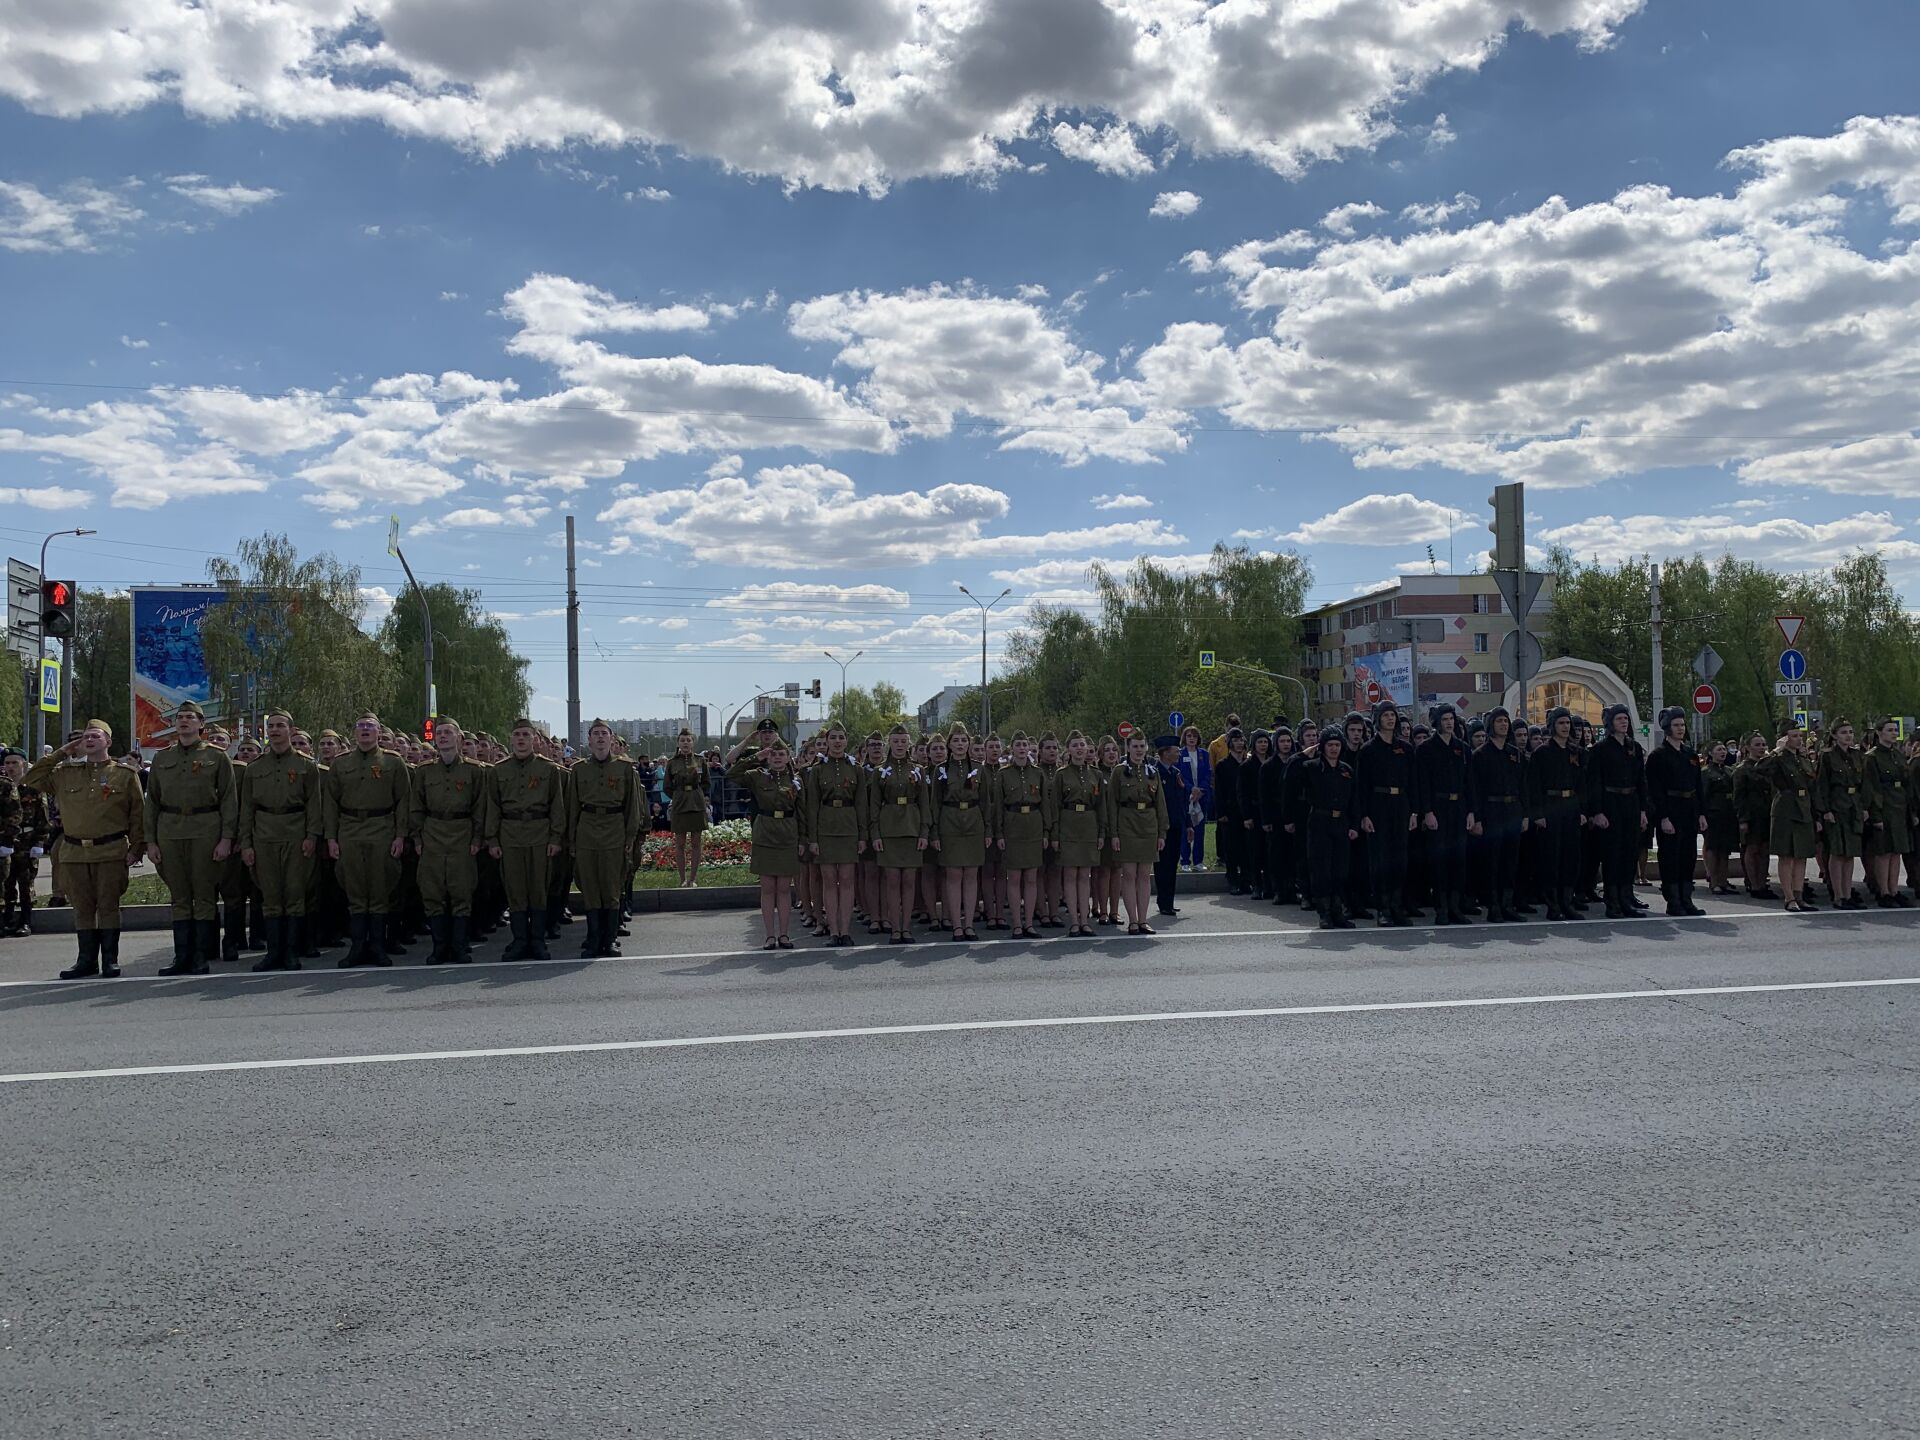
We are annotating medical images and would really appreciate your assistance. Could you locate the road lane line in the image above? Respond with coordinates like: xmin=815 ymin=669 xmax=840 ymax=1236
xmin=2 ymin=976 xmax=1913 ymax=1085
xmin=0 ymin=902 xmax=1883 ymax=991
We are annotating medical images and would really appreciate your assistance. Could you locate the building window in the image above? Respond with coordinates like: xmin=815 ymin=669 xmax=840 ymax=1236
xmin=1475 ymin=673 xmax=1494 ymax=694
xmin=1474 ymin=632 xmax=1489 ymax=653
xmin=1473 ymin=593 xmax=1490 ymax=614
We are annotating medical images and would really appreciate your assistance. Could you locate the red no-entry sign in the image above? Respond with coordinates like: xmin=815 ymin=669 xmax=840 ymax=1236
xmin=1693 ymin=683 xmax=1719 ymax=715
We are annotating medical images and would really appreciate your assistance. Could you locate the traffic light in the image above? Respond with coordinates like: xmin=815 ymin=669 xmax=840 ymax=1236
xmin=423 ymin=716 xmax=435 ymax=743
xmin=40 ymin=579 xmax=75 ymax=639
xmin=1488 ymin=482 xmax=1523 ymax=571
xmin=809 ymin=678 xmax=822 ymax=698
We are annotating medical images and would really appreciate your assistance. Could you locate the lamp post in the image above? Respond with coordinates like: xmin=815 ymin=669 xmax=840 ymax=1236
xmin=956 ymin=584 xmax=1009 ymax=737
xmin=823 ymin=650 xmax=863 ymax=726
xmin=33 ymin=527 xmax=95 ymax=754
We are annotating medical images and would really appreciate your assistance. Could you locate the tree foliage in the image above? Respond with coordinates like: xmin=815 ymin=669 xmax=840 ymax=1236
xmin=376 ymin=582 xmax=532 ymax=737
xmin=832 ymin=680 xmax=910 ymax=740
xmin=72 ymin=589 xmax=130 ymax=745
xmin=203 ymin=534 xmax=398 ymax=732
xmin=973 ymin=545 xmax=1313 ymax=738
xmin=1543 ymin=546 xmax=1920 ymax=738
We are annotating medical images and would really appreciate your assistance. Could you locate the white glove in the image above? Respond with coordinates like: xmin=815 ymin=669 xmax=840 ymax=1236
xmin=30 ymin=846 xmax=44 ymax=857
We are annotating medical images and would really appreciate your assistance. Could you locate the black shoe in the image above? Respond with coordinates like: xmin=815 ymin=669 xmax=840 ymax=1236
xmin=1333 ymin=902 xmax=1356 ymax=930
xmin=59 ymin=930 xmax=101 ymax=981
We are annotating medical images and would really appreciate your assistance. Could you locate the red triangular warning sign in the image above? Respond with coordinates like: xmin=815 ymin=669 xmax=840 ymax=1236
xmin=1776 ymin=615 xmax=1805 ymax=648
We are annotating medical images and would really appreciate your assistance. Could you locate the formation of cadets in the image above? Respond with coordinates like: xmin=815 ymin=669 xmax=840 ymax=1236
xmin=5 ymin=697 xmax=1919 ymax=979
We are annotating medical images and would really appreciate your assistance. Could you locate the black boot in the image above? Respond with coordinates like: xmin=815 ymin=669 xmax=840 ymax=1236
xmin=59 ymin=930 xmax=101 ymax=980
xmin=601 ymin=909 xmax=622 ymax=955
xmin=252 ymin=916 xmax=288 ymax=972
xmin=98 ymin=928 xmax=122 ymax=978
xmin=383 ymin=913 xmax=409 ymax=956
xmin=1559 ymin=888 xmax=1583 ymax=920
xmin=450 ymin=915 xmax=472 ymax=964
xmin=543 ymin=907 xmax=563 ymax=941
xmin=1316 ymin=899 xmax=1336 ymax=931
xmin=579 ymin=909 xmax=600 ymax=959
xmin=195 ymin=918 xmax=221 ymax=969
xmin=294 ymin=915 xmax=320 ymax=958
xmin=366 ymin=914 xmax=392 ymax=966
xmin=526 ymin=910 xmax=552 ymax=961
xmin=1662 ymin=882 xmax=1683 ymax=917
xmin=1603 ymin=884 xmax=1624 ymax=919
xmin=158 ymin=920 xmax=207 ymax=976
xmin=1681 ymin=881 xmax=1705 ymax=916
xmin=338 ymin=913 xmax=367 ymax=968
xmin=425 ymin=914 xmax=451 ymax=965
xmin=501 ymin=910 xmax=531 ymax=961
xmin=1456 ymin=892 xmax=1482 ymax=916
xmin=221 ymin=909 xmax=243 ymax=963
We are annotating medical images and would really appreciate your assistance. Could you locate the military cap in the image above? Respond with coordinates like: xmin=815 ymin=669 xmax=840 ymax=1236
xmin=318 ymin=728 xmax=343 ymax=741
xmin=1152 ymin=734 xmax=1179 ymax=751
xmin=85 ymin=717 xmax=114 ymax=740
xmin=175 ymin=701 xmax=205 ymax=719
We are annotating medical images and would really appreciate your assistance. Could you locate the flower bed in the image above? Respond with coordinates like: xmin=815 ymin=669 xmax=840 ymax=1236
xmin=637 ymin=817 xmax=753 ymax=871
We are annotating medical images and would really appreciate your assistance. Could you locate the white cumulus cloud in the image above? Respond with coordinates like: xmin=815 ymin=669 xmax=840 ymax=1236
xmin=1149 ymin=190 xmax=1201 ymax=218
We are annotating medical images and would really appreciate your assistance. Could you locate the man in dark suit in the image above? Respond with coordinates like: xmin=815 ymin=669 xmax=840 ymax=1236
xmin=1154 ymin=735 xmax=1188 ymax=917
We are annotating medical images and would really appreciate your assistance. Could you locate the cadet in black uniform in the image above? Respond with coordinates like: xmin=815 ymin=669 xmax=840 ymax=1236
xmin=1414 ymin=704 xmax=1472 ymax=925
xmin=1341 ymin=712 xmax=1374 ymax=918
xmin=1238 ymin=729 xmax=1271 ymax=899
xmin=1528 ymin=707 xmax=1588 ymax=921
xmin=1585 ymin=704 xmax=1649 ymax=918
xmin=1306 ymin=728 xmax=1360 ymax=929
xmin=1357 ymin=701 xmax=1416 ymax=926
xmin=1645 ymin=706 xmax=1707 ymax=916
xmin=1259 ymin=725 xmax=1295 ymax=906
xmin=1214 ymin=729 xmax=1246 ymax=894
xmin=1282 ymin=720 xmax=1318 ymax=909
xmin=1469 ymin=708 xmax=1527 ymax=922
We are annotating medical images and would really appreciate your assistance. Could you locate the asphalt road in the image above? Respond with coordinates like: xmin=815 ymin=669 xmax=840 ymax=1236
xmin=1 ymin=894 xmax=1915 ymax=1439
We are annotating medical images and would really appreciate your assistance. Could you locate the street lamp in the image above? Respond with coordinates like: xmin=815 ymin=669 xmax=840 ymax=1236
xmin=956 ymin=585 xmax=1010 ymax=737
xmin=823 ymin=650 xmax=863 ymax=725
xmin=33 ymin=527 xmax=95 ymax=754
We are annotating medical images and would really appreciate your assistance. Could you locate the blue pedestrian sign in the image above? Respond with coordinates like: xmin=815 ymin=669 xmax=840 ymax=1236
xmin=1778 ymin=648 xmax=1807 ymax=681
xmin=37 ymin=656 xmax=60 ymax=713
xmin=1168 ymin=711 xmax=1185 ymax=731
xmin=1197 ymin=650 xmax=1216 ymax=669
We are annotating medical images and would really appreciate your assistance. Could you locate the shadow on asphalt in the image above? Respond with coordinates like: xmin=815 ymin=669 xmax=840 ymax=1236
xmin=0 ymin=957 xmax=595 ymax=1014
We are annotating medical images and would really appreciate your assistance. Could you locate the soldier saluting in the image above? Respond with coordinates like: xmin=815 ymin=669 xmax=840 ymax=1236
xmin=26 ymin=720 xmax=144 ymax=980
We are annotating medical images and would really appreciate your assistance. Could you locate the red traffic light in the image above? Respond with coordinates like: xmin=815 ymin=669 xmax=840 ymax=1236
xmin=40 ymin=578 xmax=76 ymax=639
xmin=47 ymin=581 xmax=69 ymax=606
xmin=423 ymin=717 xmax=435 ymax=742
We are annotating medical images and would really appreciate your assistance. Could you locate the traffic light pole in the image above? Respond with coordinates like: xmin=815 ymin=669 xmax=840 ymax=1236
xmin=33 ymin=527 xmax=93 ymax=755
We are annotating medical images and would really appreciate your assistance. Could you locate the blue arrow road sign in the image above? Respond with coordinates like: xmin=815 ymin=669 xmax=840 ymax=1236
xmin=1168 ymin=711 xmax=1185 ymax=731
xmin=1779 ymin=648 xmax=1807 ymax=681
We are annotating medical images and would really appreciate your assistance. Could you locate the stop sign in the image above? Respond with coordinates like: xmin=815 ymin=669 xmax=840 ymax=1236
xmin=1693 ymin=683 xmax=1718 ymax=715
xmin=1117 ymin=720 xmax=1135 ymax=739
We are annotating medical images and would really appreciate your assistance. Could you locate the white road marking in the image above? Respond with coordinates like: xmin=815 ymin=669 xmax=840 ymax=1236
xmin=1 ymin=976 xmax=1912 ymax=1085
xmin=0 ymin=901 xmax=1884 ymax=991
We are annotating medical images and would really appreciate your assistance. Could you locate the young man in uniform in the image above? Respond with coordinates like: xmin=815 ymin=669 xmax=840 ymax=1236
xmin=322 ymin=712 xmax=412 ymax=967
xmin=1153 ymin=735 xmax=1187 ymax=918
xmin=1414 ymin=706 xmax=1473 ymax=926
xmin=569 ymin=719 xmax=643 ymax=959
xmin=25 ymin=720 xmax=144 ymax=979
xmin=413 ymin=716 xmax=493 ymax=964
xmin=1585 ymin=705 xmax=1650 ymax=918
xmin=238 ymin=710 xmax=322 ymax=971
xmin=1646 ymin=705 xmax=1708 ymax=916
xmin=487 ymin=717 xmax=565 ymax=961
xmin=143 ymin=700 xmax=239 ymax=975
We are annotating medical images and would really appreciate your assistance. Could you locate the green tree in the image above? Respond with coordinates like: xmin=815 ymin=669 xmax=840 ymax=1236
xmin=72 ymin=588 xmax=131 ymax=747
xmin=0 ymin=659 xmax=21 ymax=749
xmin=1170 ymin=666 xmax=1290 ymax=740
xmin=834 ymin=680 xmax=909 ymax=740
xmin=376 ymin=582 xmax=532 ymax=738
xmin=203 ymin=534 xmax=397 ymax=734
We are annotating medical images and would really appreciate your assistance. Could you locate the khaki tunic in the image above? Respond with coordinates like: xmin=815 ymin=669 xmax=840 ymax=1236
xmin=322 ymin=746 xmax=413 ymax=914
xmin=413 ymin=757 xmax=494 ymax=915
xmin=1815 ymin=747 xmax=1867 ymax=858
xmin=804 ymin=755 xmax=866 ymax=866
xmin=488 ymin=754 xmax=565 ymax=910
xmin=730 ymin=759 xmax=804 ymax=878
xmin=240 ymin=748 xmax=322 ymax=917
xmin=1108 ymin=762 xmax=1169 ymax=864
xmin=1761 ymin=750 xmax=1818 ymax=860
xmin=930 ymin=765 xmax=989 ymax=869
xmin=1048 ymin=762 xmax=1108 ymax=867
xmin=1862 ymin=744 xmax=1911 ymax=855
xmin=665 ymin=754 xmax=709 ymax=835
xmin=867 ymin=763 xmax=931 ymax=870
xmin=143 ymin=740 xmax=239 ymax=920
xmin=995 ymin=763 xmax=1049 ymax=871
xmin=568 ymin=755 xmax=642 ymax=906
xmin=23 ymin=753 xmax=145 ymax=929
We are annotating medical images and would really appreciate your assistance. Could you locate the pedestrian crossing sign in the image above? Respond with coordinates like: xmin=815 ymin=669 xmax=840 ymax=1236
xmin=37 ymin=656 xmax=59 ymax=713
xmin=1198 ymin=650 xmax=1216 ymax=669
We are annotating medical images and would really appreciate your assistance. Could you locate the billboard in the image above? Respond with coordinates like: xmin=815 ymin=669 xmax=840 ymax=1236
xmin=1353 ymin=646 xmax=1414 ymax=708
xmin=130 ymin=586 xmax=224 ymax=754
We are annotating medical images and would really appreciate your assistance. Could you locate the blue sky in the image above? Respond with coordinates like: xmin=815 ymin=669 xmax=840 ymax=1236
xmin=2 ymin=0 xmax=1917 ymax=731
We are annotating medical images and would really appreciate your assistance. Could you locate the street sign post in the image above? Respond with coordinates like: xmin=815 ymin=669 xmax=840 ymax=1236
xmin=1117 ymin=721 xmax=1135 ymax=741
xmin=1775 ymin=615 xmax=1805 ymax=649
xmin=37 ymin=656 xmax=60 ymax=713
xmin=1775 ymin=680 xmax=1814 ymax=698
xmin=1168 ymin=711 xmax=1184 ymax=731
xmin=1692 ymin=683 xmax=1718 ymax=715
xmin=1499 ymin=629 xmax=1544 ymax=685
xmin=1691 ymin=645 xmax=1723 ymax=682
xmin=1491 ymin=570 xmax=1545 ymax=619
xmin=1778 ymin=649 xmax=1807 ymax=681
xmin=1197 ymin=651 xmax=1216 ymax=669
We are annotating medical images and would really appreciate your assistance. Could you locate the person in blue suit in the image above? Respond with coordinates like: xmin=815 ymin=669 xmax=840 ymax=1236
xmin=1155 ymin=735 xmax=1189 ymax=917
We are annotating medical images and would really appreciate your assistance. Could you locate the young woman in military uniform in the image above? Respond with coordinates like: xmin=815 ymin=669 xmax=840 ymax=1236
xmin=1863 ymin=718 xmax=1913 ymax=907
xmin=1761 ymin=724 xmax=1821 ymax=912
xmin=1732 ymin=731 xmax=1777 ymax=899
xmin=1109 ymin=730 xmax=1169 ymax=936
xmin=1700 ymin=741 xmax=1741 ymax=896
xmin=934 ymin=729 xmax=988 ymax=942
xmin=804 ymin=723 xmax=865 ymax=945
xmin=1094 ymin=734 xmax=1123 ymax=924
xmin=868 ymin=725 xmax=931 ymax=944
xmin=1815 ymin=719 xmax=1867 ymax=908
xmin=1049 ymin=730 xmax=1107 ymax=937
xmin=995 ymin=732 xmax=1049 ymax=939
xmin=664 ymin=730 xmax=709 ymax=888
xmin=979 ymin=733 xmax=1007 ymax=929
xmin=1035 ymin=733 xmax=1064 ymax=928
xmin=730 ymin=733 xmax=804 ymax=948
xmin=920 ymin=731 xmax=949 ymax=931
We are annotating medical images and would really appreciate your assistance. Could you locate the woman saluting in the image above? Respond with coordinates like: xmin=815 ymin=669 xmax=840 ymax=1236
xmin=1760 ymin=722 xmax=1820 ymax=913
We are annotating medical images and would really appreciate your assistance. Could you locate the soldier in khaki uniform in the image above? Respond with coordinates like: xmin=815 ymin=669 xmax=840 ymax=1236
xmin=239 ymin=710 xmax=322 ymax=972
xmin=568 ymin=719 xmax=643 ymax=959
xmin=2 ymin=748 xmax=50 ymax=936
xmin=219 ymin=734 xmax=264 ymax=960
xmin=143 ymin=700 xmax=239 ymax=975
xmin=322 ymin=712 xmax=413 ymax=967
xmin=412 ymin=716 xmax=493 ymax=964
xmin=25 ymin=719 xmax=144 ymax=980
xmin=487 ymin=718 xmax=565 ymax=961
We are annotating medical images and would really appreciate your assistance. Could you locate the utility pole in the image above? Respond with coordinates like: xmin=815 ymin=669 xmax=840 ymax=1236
xmin=1649 ymin=562 xmax=1665 ymax=728
xmin=565 ymin=514 xmax=581 ymax=752
xmin=388 ymin=518 xmax=433 ymax=732
xmin=957 ymin=584 xmax=1010 ymax=736
xmin=823 ymin=649 xmax=864 ymax=724
xmin=33 ymin=527 xmax=94 ymax=755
